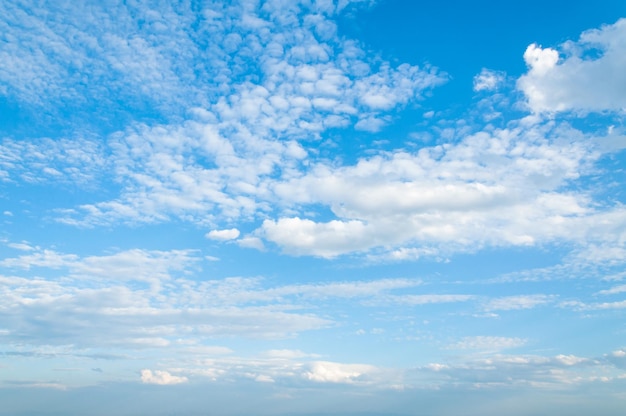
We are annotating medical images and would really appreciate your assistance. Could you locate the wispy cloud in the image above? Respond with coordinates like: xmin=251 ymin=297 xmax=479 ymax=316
xmin=484 ymin=295 xmax=554 ymax=312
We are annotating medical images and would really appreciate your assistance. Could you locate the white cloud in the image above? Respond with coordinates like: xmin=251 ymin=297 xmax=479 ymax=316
xmin=5 ymin=1 xmax=444 ymax=228
xmin=0 ymin=247 xmax=341 ymax=348
xmin=140 ymin=369 xmax=188 ymax=385
xmin=258 ymin=118 xmax=626 ymax=258
xmin=473 ymin=68 xmax=506 ymax=92
xmin=7 ymin=242 xmax=35 ymax=251
xmin=304 ymin=361 xmax=377 ymax=384
xmin=554 ymin=354 xmax=588 ymax=366
xmin=518 ymin=19 xmax=626 ymax=113
xmin=206 ymin=228 xmax=240 ymax=241
xmin=262 ymin=217 xmax=370 ymax=257
xmin=0 ymin=247 xmax=435 ymax=351
xmin=354 ymin=116 xmax=387 ymax=132
xmin=0 ymin=137 xmax=106 ymax=185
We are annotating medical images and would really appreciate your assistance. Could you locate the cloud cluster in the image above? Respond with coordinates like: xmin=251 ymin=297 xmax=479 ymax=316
xmin=260 ymin=119 xmax=626 ymax=258
xmin=3 ymin=3 xmax=624 ymax=268
xmin=1 ymin=0 xmax=444 ymax=227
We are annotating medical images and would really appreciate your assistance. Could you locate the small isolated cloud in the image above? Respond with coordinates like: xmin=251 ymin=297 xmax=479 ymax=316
xmin=473 ymin=68 xmax=506 ymax=92
xmin=304 ymin=361 xmax=377 ymax=384
xmin=140 ymin=369 xmax=188 ymax=385
xmin=206 ymin=228 xmax=240 ymax=241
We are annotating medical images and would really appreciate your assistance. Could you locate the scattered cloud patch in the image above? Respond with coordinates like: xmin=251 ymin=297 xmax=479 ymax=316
xmin=447 ymin=336 xmax=527 ymax=351
xmin=473 ymin=68 xmax=506 ymax=92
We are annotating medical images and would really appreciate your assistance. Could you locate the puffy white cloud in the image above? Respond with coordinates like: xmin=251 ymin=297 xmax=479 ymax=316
xmin=518 ymin=19 xmax=626 ymax=113
xmin=304 ymin=361 xmax=377 ymax=384
xmin=523 ymin=44 xmax=560 ymax=76
xmin=206 ymin=228 xmax=241 ymax=241
xmin=262 ymin=217 xmax=370 ymax=257
xmin=140 ymin=369 xmax=188 ymax=385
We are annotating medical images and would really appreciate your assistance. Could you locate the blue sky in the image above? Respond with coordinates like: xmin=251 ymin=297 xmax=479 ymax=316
xmin=1 ymin=0 xmax=626 ymax=414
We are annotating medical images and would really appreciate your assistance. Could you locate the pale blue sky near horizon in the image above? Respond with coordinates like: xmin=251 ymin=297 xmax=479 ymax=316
xmin=1 ymin=0 xmax=626 ymax=415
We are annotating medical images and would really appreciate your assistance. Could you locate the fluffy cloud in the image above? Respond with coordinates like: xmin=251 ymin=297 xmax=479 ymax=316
xmin=261 ymin=217 xmax=370 ymax=257
xmin=206 ymin=228 xmax=241 ymax=241
xmin=140 ymin=369 xmax=188 ymax=385
xmin=304 ymin=361 xmax=377 ymax=384
xmin=260 ymin=117 xmax=626 ymax=259
xmin=518 ymin=18 xmax=626 ymax=113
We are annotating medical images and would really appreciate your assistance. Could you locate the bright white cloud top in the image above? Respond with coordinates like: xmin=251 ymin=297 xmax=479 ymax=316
xmin=1 ymin=1 xmax=625 ymax=415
